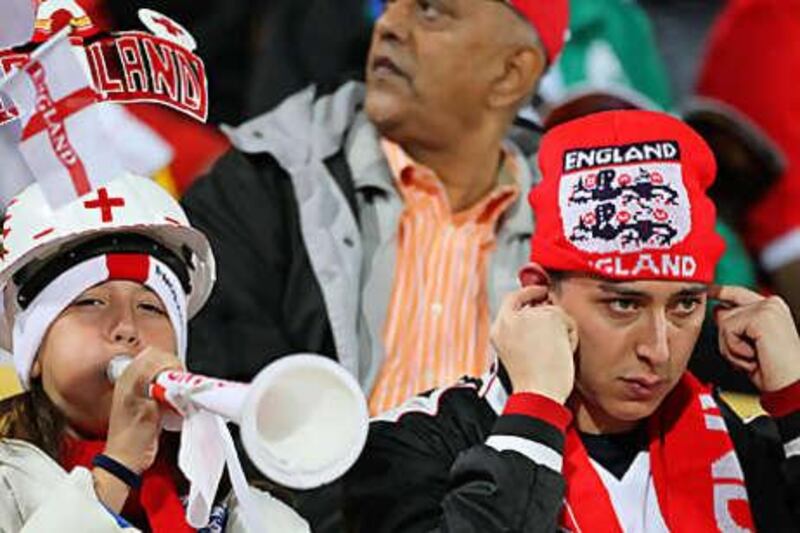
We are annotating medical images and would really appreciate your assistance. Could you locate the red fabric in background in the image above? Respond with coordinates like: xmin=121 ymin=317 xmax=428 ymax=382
xmin=697 ymin=0 xmax=800 ymax=252
xmin=126 ymin=103 xmax=229 ymax=194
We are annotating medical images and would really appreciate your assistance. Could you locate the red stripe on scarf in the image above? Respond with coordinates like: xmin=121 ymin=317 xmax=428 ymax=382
xmin=106 ymin=254 xmax=150 ymax=283
xmin=560 ymin=373 xmax=755 ymax=532
xmin=61 ymin=437 xmax=194 ymax=532
xmin=563 ymin=428 xmax=623 ymax=533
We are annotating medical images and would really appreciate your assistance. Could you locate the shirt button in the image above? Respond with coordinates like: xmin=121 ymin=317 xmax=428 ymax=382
xmin=431 ymin=303 xmax=443 ymax=316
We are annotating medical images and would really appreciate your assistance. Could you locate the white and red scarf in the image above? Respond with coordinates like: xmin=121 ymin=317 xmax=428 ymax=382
xmin=561 ymin=373 xmax=755 ymax=532
xmin=61 ymin=436 xmax=195 ymax=532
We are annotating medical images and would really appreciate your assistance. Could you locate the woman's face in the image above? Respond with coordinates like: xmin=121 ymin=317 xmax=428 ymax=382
xmin=31 ymin=280 xmax=176 ymax=437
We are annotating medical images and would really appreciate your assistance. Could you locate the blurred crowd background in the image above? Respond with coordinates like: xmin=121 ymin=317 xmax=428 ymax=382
xmin=2 ymin=0 xmax=798 ymax=414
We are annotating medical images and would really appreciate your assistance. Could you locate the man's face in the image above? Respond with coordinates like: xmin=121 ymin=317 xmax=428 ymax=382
xmin=365 ymin=0 xmax=521 ymax=142
xmin=551 ymin=276 xmax=708 ymax=433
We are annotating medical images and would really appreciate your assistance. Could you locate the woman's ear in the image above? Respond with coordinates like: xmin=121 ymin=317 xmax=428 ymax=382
xmin=30 ymin=359 xmax=42 ymax=380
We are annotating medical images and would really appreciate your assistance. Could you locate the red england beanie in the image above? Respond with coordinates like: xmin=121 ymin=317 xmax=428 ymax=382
xmin=506 ymin=0 xmax=569 ymax=63
xmin=530 ymin=110 xmax=725 ymax=283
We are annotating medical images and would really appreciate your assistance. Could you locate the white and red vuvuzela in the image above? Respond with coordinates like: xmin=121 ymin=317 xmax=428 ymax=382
xmin=0 ymin=31 xmax=123 ymax=209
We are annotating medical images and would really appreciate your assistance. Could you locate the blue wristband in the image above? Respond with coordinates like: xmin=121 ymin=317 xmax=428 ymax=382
xmin=91 ymin=454 xmax=142 ymax=490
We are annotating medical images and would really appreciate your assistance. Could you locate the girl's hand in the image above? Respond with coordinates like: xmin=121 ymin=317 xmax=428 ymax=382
xmin=102 ymin=347 xmax=182 ymax=474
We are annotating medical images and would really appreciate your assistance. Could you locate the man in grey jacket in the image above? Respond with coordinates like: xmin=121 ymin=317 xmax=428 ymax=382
xmin=182 ymin=0 xmax=568 ymax=405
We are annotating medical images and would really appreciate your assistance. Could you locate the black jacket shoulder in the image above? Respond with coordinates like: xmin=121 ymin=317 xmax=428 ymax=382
xmin=345 ymin=381 xmax=800 ymax=532
xmin=181 ymin=149 xmax=336 ymax=380
xmin=719 ymin=398 xmax=800 ymax=531
xmin=344 ymin=382 xmax=566 ymax=533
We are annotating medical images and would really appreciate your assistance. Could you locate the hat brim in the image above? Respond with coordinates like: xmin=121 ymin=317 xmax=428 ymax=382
xmin=683 ymin=97 xmax=786 ymax=180
xmin=542 ymin=85 xmax=660 ymax=131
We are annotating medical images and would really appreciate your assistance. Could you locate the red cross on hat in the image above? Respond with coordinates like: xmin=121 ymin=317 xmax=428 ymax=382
xmin=83 ymin=188 xmax=125 ymax=223
xmin=151 ymin=15 xmax=184 ymax=37
xmin=138 ymin=9 xmax=197 ymax=52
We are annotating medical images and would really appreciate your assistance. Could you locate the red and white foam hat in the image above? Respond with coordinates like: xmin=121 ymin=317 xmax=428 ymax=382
xmin=0 ymin=27 xmax=213 ymax=351
xmin=0 ymin=174 xmax=216 ymax=355
xmin=530 ymin=109 xmax=725 ymax=283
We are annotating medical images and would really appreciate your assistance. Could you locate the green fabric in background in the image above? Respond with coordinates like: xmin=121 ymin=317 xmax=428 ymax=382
xmin=715 ymin=220 xmax=758 ymax=288
xmin=543 ymin=0 xmax=674 ymax=111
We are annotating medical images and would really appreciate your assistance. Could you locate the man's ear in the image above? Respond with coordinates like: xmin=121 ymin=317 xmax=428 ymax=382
xmin=518 ymin=262 xmax=550 ymax=288
xmin=488 ymin=46 xmax=545 ymax=110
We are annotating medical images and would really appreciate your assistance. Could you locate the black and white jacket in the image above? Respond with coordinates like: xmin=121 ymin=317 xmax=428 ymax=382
xmin=343 ymin=370 xmax=800 ymax=532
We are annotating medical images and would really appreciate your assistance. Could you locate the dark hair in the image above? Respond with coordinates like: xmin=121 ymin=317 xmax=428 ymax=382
xmin=0 ymin=379 xmax=67 ymax=460
xmin=547 ymin=270 xmax=568 ymax=292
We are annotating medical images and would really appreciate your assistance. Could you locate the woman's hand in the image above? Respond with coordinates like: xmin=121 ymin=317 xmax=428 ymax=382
xmin=102 ymin=347 xmax=182 ymax=474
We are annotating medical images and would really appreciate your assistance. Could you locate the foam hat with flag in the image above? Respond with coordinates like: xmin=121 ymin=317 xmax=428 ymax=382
xmin=0 ymin=28 xmax=123 ymax=210
xmin=529 ymin=110 xmax=725 ymax=283
xmin=502 ymin=0 xmax=570 ymax=64
xmin=0 ymin=27 xmax=215 ymax=320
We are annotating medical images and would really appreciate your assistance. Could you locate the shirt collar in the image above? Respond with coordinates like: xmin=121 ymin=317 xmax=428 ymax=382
xmin=386 ymin=139 xmax=534 ymax=232
xmin=345 ymin=114 xmax=537 ymax=238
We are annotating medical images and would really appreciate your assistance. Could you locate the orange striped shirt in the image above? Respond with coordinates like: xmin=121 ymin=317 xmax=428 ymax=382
xmin=369 ymin=140 xmax=520 ymax=415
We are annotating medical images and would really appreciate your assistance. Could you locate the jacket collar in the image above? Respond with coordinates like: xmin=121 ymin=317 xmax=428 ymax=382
xmin=480 ymin=360 xmax=514 ymax=415
xmin=345 ymin=111 xmax=395 ymax=194
xmin=226 ymin=78 xmax=536 ymax=239
xmin=224 ymin=81 xmax=366 ymax=172
xmin=498 ymin=142 xmax=537 ymax=239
